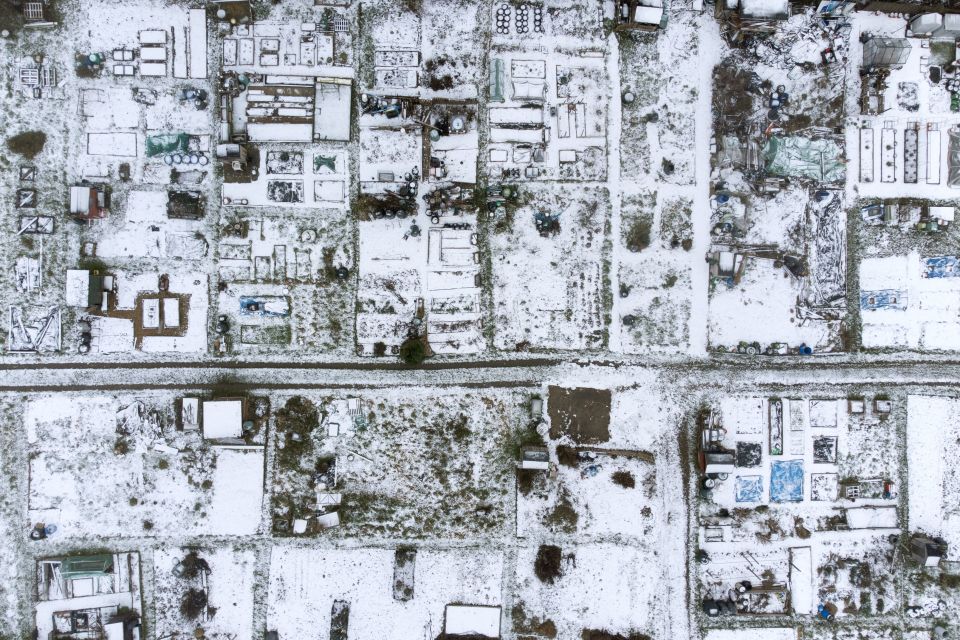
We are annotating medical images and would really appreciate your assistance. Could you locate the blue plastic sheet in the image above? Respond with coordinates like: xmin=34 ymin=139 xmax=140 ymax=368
xmin=860 ymin=289 xmax=907 ymax=311
xmin=770 ymin=460 xmax=804 ymax=503
xmin=735 ymin=476 xmax=763 ymax=503
xmin=924 ymin=256 xmax=960 ymax=279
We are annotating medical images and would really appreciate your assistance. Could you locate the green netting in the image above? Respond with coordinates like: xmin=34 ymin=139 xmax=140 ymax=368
xmin=314 ymin=155 xmax=337 ymax=172
xmin=145 ymin=133 xmax=189 ymax=157
xmin=763 ymin=136 xmax=845 ymax=183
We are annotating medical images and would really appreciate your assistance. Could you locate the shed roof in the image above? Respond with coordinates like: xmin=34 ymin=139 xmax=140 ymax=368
xmin=634 ymin=4 xmax=664 ymax=25
xmin=741 ymin=0 xmax=788 ymax=19
xmin=202 ymin=399 xmax=243 ymax=439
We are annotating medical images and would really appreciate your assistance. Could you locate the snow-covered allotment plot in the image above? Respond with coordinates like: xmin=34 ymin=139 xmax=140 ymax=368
xmin=153 ymin=546 xmax=256 ymax=639
xmin=267 ymin=547 xmax=502 ymax=640
xmin=270 ymin=387 xmax=524 ymax=539
xmin=860 ymin=253 xmax=960 ymax=351
xmin=511 ymin=383 xmax=687 ymax=638
xmin=697 ymin=389 xmax=904 ymax=621
xmin=907 ymin=395 xmax=960 ymax=560
xmin=25 ymin=393 xmax=264 ymax=537
xmin=491 ymin=184 xmax=610 ymax=351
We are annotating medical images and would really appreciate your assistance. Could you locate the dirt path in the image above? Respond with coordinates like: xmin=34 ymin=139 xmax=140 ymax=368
xmin=607 ymin=30 xmax=625 ymax=353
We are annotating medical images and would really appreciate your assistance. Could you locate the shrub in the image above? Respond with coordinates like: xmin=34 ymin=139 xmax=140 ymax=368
xmin=449 ymin=414 xmax=471 ymax=441
xmin=512 ymin=601 xmax=558 ymax=638
xmin=399 ymin=338 xmax=426 ymax=366
xmin=625 ymin=220 xmax=651 ymax=252
xmin=180 ymin=588 xmax=207 ymax=619
xmin=546 ymin=495 xmax=578 ymax=533
xmin=611 ymin=471 xmax=635 ymax=489
xmin=179 ymin=551 xmax=211 ymax=580
xmin=534 ymin=545 xmax=563 ymax=584
xmin=517 ymin=469 xmax=536 ymax=496
xmin=275 ymin=396 xmax=318 ymax=466
xmin=6 ymin=131 xmax=47 ymax=158
xmin=940 ymin=572 xmax=960 ymax=589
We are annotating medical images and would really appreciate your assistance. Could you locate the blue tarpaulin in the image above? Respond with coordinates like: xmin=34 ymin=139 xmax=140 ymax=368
xmin=860 ymin=289 xmax=907 ymax=311
xmin=770 ymin=460 xmax=804 ymax=503
xmin=924 ymin=256 xmax=960 ymax=279
xmin=735 ymin=476 xmax=763 ymax=503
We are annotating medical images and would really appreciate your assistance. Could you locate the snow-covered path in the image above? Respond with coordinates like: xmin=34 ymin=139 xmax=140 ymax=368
xmin=607 ymin=31 xmax=625 ymax=353
xmin=687 ymin=17 xmax=724 ymax=356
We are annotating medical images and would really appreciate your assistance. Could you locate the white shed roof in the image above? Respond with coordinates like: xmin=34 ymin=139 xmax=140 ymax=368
xmin=741 ymin=0 xmax=788 ymax=18
xmin=202 ymin=400 xmax=243 ymax=439
xmin=930 ymin=206 xmax=955 ymax=222
xmin=69 ymin=186 xmax=92 ymax=215
xmin=634 ymin=5 xmax=664 ymax=25
xmin=943 ymin=13 xmax=960 ymax=31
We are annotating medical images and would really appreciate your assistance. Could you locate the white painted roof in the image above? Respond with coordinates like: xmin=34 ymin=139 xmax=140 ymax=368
xmin=202 ymin=399 xmax=243 ymax=439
